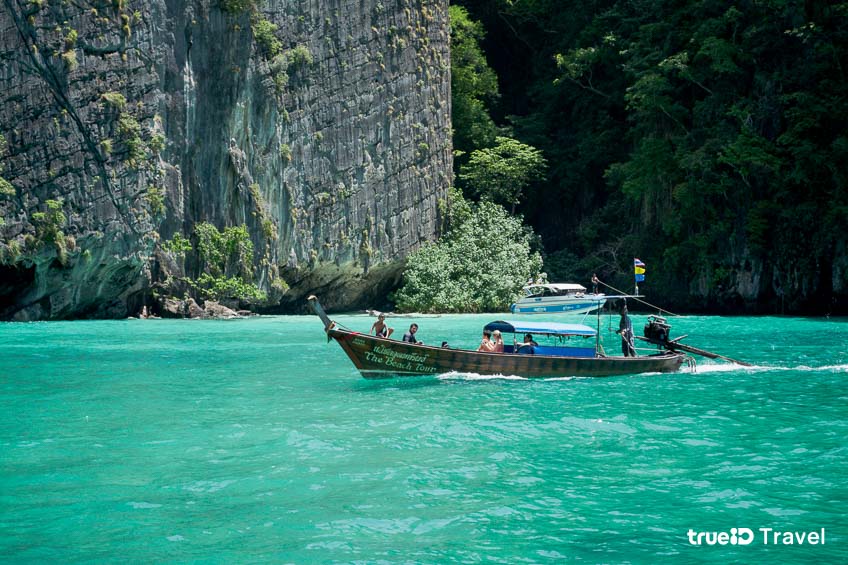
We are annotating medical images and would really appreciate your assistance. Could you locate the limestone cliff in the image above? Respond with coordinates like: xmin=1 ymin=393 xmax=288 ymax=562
xmin=0 ymin=0 xmax=451 ymax=319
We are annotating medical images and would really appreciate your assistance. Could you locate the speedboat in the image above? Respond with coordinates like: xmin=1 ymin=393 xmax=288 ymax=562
xmin=509 ymin=283 xmax=607 ymax=315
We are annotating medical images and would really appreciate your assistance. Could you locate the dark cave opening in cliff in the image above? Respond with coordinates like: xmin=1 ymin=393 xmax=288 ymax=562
xmin=0 ymin=264 xmax=36 ymax=316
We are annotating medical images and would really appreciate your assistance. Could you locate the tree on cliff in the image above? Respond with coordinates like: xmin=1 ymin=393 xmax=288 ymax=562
xmin=459 ymin=136 xmax=547 ymax=214
xmin=393 ymin=198 xmax=542 ymax=313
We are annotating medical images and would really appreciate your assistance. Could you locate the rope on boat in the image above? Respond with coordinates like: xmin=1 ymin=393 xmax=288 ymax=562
xmin=598 ymin=279 xmax=680 ymax=316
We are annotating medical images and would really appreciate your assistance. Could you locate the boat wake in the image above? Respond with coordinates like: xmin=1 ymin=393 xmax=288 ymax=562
xmin=690 ymin=362 xmax=754 ymax=374
xmin=437 ymin=371 xmax=531 ymax=381
xmin=693 ymin=361 xmax=848 ymax=374
xmin=437 ymin=362 xmax=848 ymax=381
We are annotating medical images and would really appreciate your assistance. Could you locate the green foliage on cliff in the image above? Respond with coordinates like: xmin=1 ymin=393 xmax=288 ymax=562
xmin=220 ymin=0 xmax=256 ymax=14
xmin=279 ymin=143 xmax=292 ymax=162
xmin=61 ymin=51 xmax=78 ymax=71
xmin=195 ymin=223 xmax=248 ymax=277
xmin=193 ymin=273 xmax=266 ymax=302
xmin=116 ymin=113 xmax=145 ymax=167
xmin=101 ymin=92 xmax=127 ymax=110
xmin=190 ymin=223 xmax=266 ymax=302
xmin=161 ymin=233 xmax=192 ymax=256
xmin=394 ymin=198 xmax=542 ymax=313
xmin=0 ymin=135 xmax=14 ymax=199
xmin=31 ymin=199 xmax=69 ymax=264
xmin=149 ymin=134 xmax=165 ymax=155
xmin=287 ymin=45 xmax=313 ymax=70
xmin=253 ymin=18 xmax=281 ymax=57
xmin=449 ymin=5 xmax=498 ymax=158
xmin=64 ymin=29 xmax=78 ymax=49
xmin=31 ymin=199 xmax=66 ymax=243
xmin=0 ymin=178 xmax=13 ymax=198
xmin=451 ymin=0 xmax=848 ymax=311
xmin=459 ymin=136 xmax=547 ymax=213
xmin=145 ymin=186 xmax=165 ymax=217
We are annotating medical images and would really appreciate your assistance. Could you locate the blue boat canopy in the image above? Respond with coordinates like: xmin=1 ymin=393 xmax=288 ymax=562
xmin=483 ymin=320 xmax=597 ymax=337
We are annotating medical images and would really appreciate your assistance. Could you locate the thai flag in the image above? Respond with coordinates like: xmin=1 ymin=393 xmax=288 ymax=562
xmin=634 ymin=258 xmax=646 ymax=282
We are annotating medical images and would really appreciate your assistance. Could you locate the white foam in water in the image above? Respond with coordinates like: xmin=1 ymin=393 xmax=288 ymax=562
xmin=436 ymin=362 xmax=847 ymax=381
xmin=692 ymin=362 xmax=848 ymax=374
xmin=438 ymin=371 xmax=528 ymax=381
xmin=128 ymin=502 xmax=162 ymax=509
xmin=691 ymin=362 xmax=754 ymax=374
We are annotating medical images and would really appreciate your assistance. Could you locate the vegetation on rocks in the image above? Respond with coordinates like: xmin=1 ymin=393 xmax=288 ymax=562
xmin=30 ymin=199 xmax=70 ymax=264
xmin=161 ymin=233 xmax=192 ymax=256
xmin=176 ymin=223 xmax=267 ymax=303
xmin=459 ymin=136 xmax=547 ymax=214
xmin=0 ymin=134 xmax=13 ymax=198
xmin=450 ymin=0 xmax=848 ymax=312
xmin=394 ymin=196 xmax=541 ymax=313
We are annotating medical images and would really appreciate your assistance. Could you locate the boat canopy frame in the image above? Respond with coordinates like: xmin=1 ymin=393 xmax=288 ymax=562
xmin=483 ymin=320 xmax=597 ymax=338
xmin=522 ymin=283 xmax=589 ymax=296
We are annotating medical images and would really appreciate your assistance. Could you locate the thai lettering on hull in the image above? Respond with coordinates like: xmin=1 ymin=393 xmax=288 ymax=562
xmin=354 ymin=339 xmax=439 ymax=373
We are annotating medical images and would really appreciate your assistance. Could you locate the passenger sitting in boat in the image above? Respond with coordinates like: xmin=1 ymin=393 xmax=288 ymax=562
xmin=371 ymin=314 xmax=394 ymax=338
xmin=518 ymin=333 xmax=538 ymax=354
xmin=478 ymin=329 xmax=496 ymax=352
xmin=402 ymin=323 xmax=421 ymax=344
xmin=492 ymin=330 xmax=504 ymax=353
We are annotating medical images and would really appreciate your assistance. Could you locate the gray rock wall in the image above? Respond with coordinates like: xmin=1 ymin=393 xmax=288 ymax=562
xmin=0 ymin=0 xmax=451 ymax=319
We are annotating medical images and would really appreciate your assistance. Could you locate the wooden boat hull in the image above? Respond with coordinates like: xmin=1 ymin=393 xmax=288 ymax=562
xmin=328 ymin=328 xmax=686 ymax=379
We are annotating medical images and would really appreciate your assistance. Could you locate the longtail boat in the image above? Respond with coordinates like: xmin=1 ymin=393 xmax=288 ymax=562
xmin=308 ymin=296 xmax=687 ymax=379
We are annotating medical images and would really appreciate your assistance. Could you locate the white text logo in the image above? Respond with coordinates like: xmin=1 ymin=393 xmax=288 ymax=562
xmin=687 ymin=528 xmax=825 ymax=546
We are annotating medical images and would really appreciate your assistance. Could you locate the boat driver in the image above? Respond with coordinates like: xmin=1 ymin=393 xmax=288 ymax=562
xmin=402 ymin=323 xmax=421 ymax=344
xmin=617 ymin=304 xmax=636 ymax=357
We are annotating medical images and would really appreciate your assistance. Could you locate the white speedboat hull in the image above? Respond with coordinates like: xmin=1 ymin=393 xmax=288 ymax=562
xmin=510 ymin=294 xmax=607 ymax=315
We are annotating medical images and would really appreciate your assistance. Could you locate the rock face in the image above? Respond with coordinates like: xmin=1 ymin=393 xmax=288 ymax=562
xmin=0 ymin=0 xmax=451 ymax=319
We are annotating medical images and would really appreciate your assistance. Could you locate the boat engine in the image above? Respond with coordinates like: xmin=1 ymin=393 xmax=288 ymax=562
xmin=644 ymin=315 xmax=671 ymax=343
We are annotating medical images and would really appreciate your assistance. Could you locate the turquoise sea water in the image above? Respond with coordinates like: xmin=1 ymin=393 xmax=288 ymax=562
xmin=1 ymin=312 xmax=846 ymax=563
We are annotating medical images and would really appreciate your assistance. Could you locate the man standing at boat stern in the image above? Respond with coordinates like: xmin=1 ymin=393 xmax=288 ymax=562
xmin=617 ymin=304 xmax=636 ymax=357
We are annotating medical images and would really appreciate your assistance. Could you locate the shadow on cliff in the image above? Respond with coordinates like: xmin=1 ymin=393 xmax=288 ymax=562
xmin=267 ymin=261 xmax=405 ymax=315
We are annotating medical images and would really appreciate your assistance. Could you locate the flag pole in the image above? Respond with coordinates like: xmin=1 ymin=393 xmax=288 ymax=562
xmin=633 ymin=257 xmax=646 ymax=296
xmin=633 ymin=257 xmax=644 ymax=296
